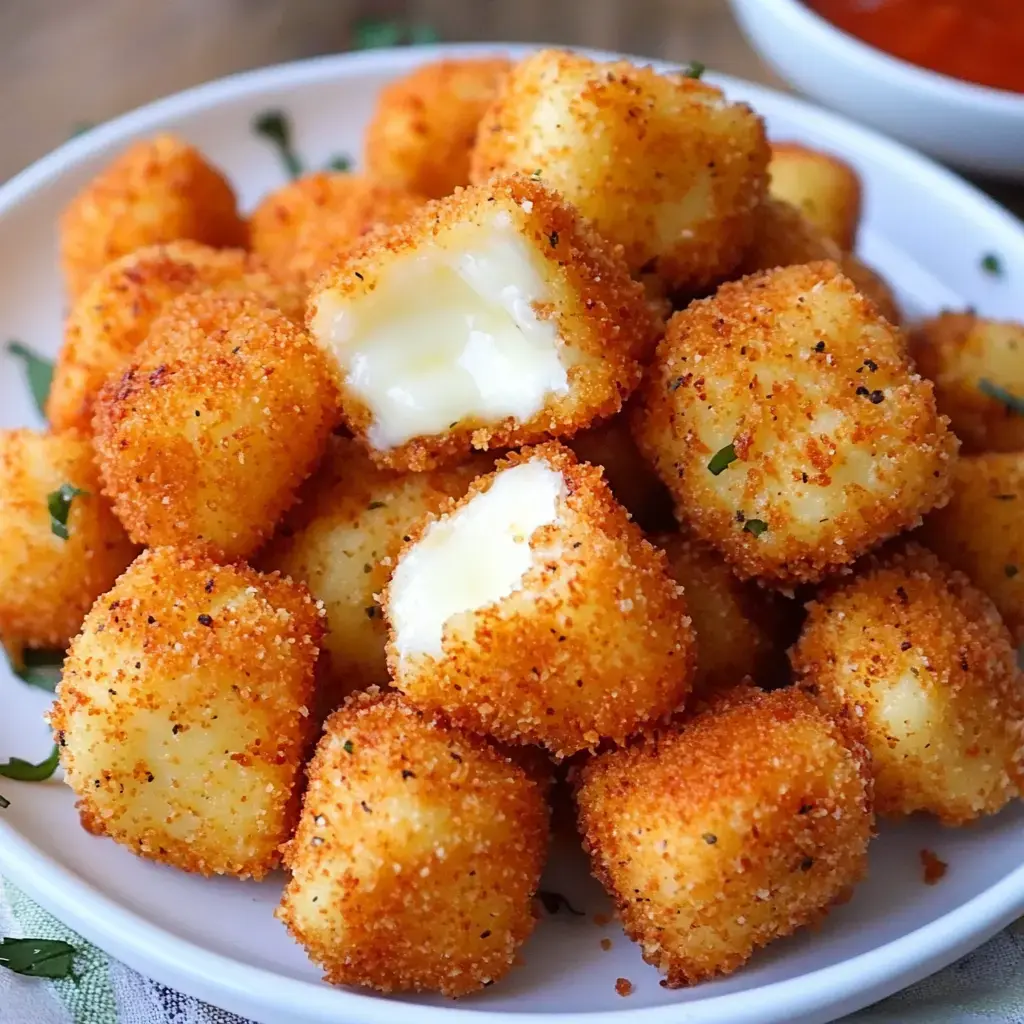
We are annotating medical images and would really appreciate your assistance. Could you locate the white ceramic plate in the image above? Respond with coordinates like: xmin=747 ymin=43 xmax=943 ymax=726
xmin=1 ymin=43 xmax=1023 ymax=1024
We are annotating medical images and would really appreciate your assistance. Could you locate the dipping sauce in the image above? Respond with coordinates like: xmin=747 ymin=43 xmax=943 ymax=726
xmin=806 ymin=1 xmax=1024 ymax=94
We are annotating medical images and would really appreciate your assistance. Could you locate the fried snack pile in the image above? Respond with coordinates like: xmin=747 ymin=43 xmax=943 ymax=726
xmin=1 ymin=48 xmax=1019 ymax=999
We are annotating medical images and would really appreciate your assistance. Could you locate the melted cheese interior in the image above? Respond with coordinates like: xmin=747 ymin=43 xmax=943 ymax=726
xmin=389 ymin=460 xmax=565 ymax=658
xmin=311 ymin=223 xmax=570 ymax=450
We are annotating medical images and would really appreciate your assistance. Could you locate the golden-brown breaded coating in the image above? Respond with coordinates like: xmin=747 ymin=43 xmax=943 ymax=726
xmin=567 ymin=411 xmax=674 ymax=530
xmin=792 ymin=544 xmax=1024 ymax=824
xmin=0 ymin=429 xmax=138 ymax=652
xmin=739 ymin=198 xmax=901 ymax=325
xmin=768 ymin=142 xmax=862 ymax=251
xmin=909 ymin=312 xmax=1024 ymax=453
xmin=93 ymin=292 xmax=337 ymax=561
xmin=48 ymin=242 xmax=306 ymax=433
xmin=383 ymin=443 xmax=695 ymax=757
xmin=920 ymin=453 xmax=1024 ymax=643
xmin=576 ymin=686 xmax=873 ymax=987
xmin=655 ymin=530 xmax=792 ymax=694
xmin=307 ymin=174 xmax=657 ymax=471
xmin=248 ymin=172 xmax=424 ymax=285
xmin=634 ymin=261 xmax=956 ymax=585
xmin=49 ymin=546 xmax=323 ymax=878
xmin=277 ymin=690 xmax=548 ymax=996
xmin=59 ymin=134 xmax=247 ymax=301
xmin=365 ymin=57 xmax=513 ymax=200
xmin=259 ymin=436 xmax=487 ymax=702
xmin=471 ymin=50 xmax=768 ymax=293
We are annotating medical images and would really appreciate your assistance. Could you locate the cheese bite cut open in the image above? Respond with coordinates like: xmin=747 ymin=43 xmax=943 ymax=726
xmin=383 ymin=443 xmax=695 ymax=757
xmin=307 ymin=176 xmax=657 ymax=471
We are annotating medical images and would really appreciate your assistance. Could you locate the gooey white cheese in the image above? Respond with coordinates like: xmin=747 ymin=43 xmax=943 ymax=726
xmin=311 ymin=222 xmax=570 ymax=450
xmin=389 ymin=460 xmax=566 ymax=659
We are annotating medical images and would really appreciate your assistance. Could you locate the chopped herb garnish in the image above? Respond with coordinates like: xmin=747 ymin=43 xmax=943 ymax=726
xmin=69 ymin=122 xmax=95 ymax=139
xmin=6 ymin=341 xmax=53 ymax=418
xmin=47 ymin=484 xmax=87 ymax=540
xmin=707 ymin=443 xmax=737 ymax=476
xmin=354 ymin=19 xmax=438 ymax=49
xmin=4 ymin=647 xmax=64 ymax=692
xmin=668 ymin=376 xmax=685 ymax=391
xmin=680 ymin=60 xmax=706 ymax=79
xmin=979 ymin=378 xmax=1024 ymax=416
xmin=367 ymin=501 xmax=386 ymax=510
xmin=0 ymin=744 xmax=60 ymax=783
xmin=530 ymin=169 xmax=543 ymax=181
xmin=743 ymin=518 xmax=768 ymax=537
xmin=549 ymin=231 xmax=559 ymax=248
xmin=325 ymin=153 xmax=352 ymax=172
xmin=981 ymin=252 xmax=1003 ymax=276
xmin=0 ymin=794 xmax=8 ymax=809
xmin=702 ymin=832 xmax=718 ymax=845
xmin=537 ymin=890 xmax=584 ymax=916
xmin=1006 ymin=564 xmax=1020 ymax=578
xmin=0 ymin=937 xmax=77 ymax=979
xmin=343 ymin=739 xmax=354 ymax=755
xmin=252 ymin=110 xmax=303 ymax=179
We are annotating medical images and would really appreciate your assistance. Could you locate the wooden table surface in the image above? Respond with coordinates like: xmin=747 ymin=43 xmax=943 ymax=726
xmin=2 ymin=0 xmax=1021 ymax=218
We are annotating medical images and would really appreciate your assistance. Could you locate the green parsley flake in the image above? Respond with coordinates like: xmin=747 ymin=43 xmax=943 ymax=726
xmin=0 ymin=937 xmax=77 ymax=979
xmin=981 ymin=252 xmax=1003 ymax=276
xmin=47 ymin=483 xmax=87 ymax=540
xmin=325 ymin=153 xmax=352 ymax=172
xmin=252 ymin=110 xmax=304 ymax=179
xmin=4 ymin=646 xmax=63 ymax=692
xmin=743 ymin=518 xmax=768 ymax=537
xmin=707 ymin=443 xmax=738 ymax=476
xmin=681 ymin=60 xmax=706 ymax=79
xmin=343 ymin=740 xmax=355 ymax=755
xmin=6 ymin=341 xmax=53 ymax=418
xmin=979 ymin=378 xmax=1024 ymax=416
xmin=0 ymin=744 xmax=60 ymax=783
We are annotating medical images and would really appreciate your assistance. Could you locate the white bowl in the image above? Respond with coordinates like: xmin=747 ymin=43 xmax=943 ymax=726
xmin=729 ymin=0 xmax=1024 ymax=180
xmin=1 ymin=41 xmax=1024 ymax=1024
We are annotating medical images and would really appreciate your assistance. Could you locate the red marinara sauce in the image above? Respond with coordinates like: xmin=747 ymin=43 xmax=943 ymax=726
xmin=806 ymin=0 xmax=1024 ymax=94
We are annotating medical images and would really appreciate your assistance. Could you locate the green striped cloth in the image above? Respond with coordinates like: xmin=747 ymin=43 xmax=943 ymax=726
xmin=3 ymin=876 xmax=1023 ymax=1023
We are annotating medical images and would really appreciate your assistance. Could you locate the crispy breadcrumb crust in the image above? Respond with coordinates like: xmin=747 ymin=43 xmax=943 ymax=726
xmin=59 ymin=134 xmax=246 ymax=300
xmin=48 ymin=242 xmax=306 ymax=433
xmin=576 ymin=686 xmax=873 ymax=987
xmin=277 ymin=690 xmax=548 ymax=996
xmin=768 ymin=142 xmax=862 ymax=251
xmin=654 ymin=530 xmax=793 ymax=694
xmin=248 ymin=172 xmax=425 ymax=285
xmin=471 ymin=50 xmax=768 ymax=293
xmin=259 ymin=436 xmax=487 ymax=702
xmin=366 ymin=57 xmax=513 ymax=199
xmin=792 ymin=544 xmax=1024 ymax=824
xmin=307 ymin=174 xmax=657 ymax=471
xmin=0 ymin=429 xmax=138 ymax=650
xmin=93 ymin=291 xmax=337 ymax=561
xmin=909 ymin=312 xmax=1024 ymax=453
xmin=49 ymin=547 xmax=323 ymax=878
xmin=383 ymin=442 xmax=695 ymax=757
xmin=634 ymin=261 xmax=956 ymax=585
xmin=920 ymin=452 xmax=1024 ymax=644
xmin=739 ymin=198 xmax=901 ymax=325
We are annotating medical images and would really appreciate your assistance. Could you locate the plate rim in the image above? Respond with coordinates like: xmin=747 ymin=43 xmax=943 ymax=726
xmin=3 ymin=41 xmax=1024 ymax=1024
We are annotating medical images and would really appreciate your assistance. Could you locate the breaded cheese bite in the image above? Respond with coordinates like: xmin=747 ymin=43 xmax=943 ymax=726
xmin=306 ymin=175 xmax=656 ymax=471
xmin=366 ymin=57 xmax=513 ymax=199
xmin=655 ymin=530 xmax=791 ymax=694
xmin=740 ymin=198 xmax=901 ymax=325
xmin=48 ymin=242 xmax=306 ymax=433
xmin=576 ymin=686 xmax=873 ymax=987
xmin=260 ymin=436 xmax=487 ymax=700
xmin=768 ymin=142 xmax=862 ymax=251
xmin=383 ymin=443 xmax=695 ymax=757
xmin=920 ymin=453 xmax=1024 ymax=643
xmin=248 ymin=172 xmax=424 ymax=285
xmin=792 ymin=544 xmax=1024 ymax=824
xmin=471 ymin=50 xmax=768 ymax=293
xmin=634 ymin=261 xmax=956 ymax=585
xmin=93 ymin=292 xmax=337 ymax=561
xmin=50 ymin=547 xmax=323 ymax=878
xmin=567 ymin=411 xmax=674 ymax=530
xmin=0 ymin=429 xmax=138 ymax=652
xmin=59 ymin=134 xmax=247 ymax=300
xmin=909 ymin=312 xmax=1024 ymax=453
xmin=278 ymin=690 xmax=548 ymax=996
